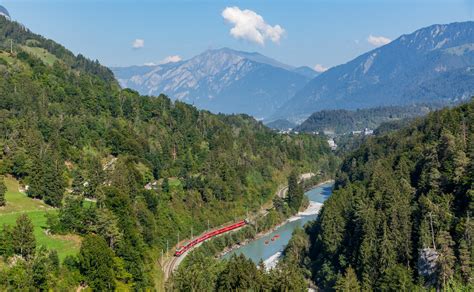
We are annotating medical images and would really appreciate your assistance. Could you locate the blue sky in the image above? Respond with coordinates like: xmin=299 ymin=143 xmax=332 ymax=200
xmin=3 ymin=0 xmax=474 ymax=69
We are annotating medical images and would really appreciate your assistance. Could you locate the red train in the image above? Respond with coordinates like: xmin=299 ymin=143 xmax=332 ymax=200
xmin=174 ymin=220 xmax=248 ymax=256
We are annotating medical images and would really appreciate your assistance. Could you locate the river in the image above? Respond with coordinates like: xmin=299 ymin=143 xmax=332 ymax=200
xmin=223 ymin=182 xmax=334 ymax=268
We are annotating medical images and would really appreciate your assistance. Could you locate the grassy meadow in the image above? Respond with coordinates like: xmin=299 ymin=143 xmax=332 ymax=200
xmin=0 ymin=176 xmax=80 ymax=260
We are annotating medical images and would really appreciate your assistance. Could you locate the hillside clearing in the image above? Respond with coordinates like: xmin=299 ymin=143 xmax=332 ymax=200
xmin=0 ymin=176 xmax=81 ymax=260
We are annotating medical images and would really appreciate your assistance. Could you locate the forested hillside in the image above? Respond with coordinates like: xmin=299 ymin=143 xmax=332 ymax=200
xmin=307 ymin=99 xmax=473 ymax=290
xmin=0 ymin=17 xmax=335 ymax=290
xmin=296 ymin=104 xmax=439 ymax=135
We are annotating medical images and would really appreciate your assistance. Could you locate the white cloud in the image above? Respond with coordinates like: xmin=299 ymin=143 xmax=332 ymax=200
xmin=143 ymin=55 xmax=182 ymax=67
xmin=367 ymin=35 xmax=391 ymax=47
xmin=222 ymin=6 xmax=285 ymax=45
xmin=314 ymin=64 xmax=329 ymax=73
xmin=160 ymin=55 xmax=182 ymax=64
xmin=132 ymin=39 xmax=145 ymax=49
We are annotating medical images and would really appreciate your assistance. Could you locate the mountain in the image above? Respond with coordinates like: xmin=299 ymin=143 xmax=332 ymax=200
xmin=265 ymin=119 xmax=297 ymax=131
xmin=112 ymin=48 xmax=311 ymax=119
xmin=295 ymin=104 xmax=440 ymax=135
xmin=274 ymin=21 xmax=474 ymax=121
xmin=0 ymin=17 xmax=335 ymax=290
xmin=292 ymin=66 xmax=319 ymax=79
xmin=306 ymin=98 xmax=473 ymax=290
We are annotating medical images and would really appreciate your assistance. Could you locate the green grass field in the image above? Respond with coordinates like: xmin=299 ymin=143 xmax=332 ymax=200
xmin=20 ymin=45 xmax=58 ymax=66
xmin=0 ymin=177 xmax=80 ymax=260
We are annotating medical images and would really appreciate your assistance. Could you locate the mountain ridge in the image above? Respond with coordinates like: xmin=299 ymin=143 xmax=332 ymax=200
xmin=272 ymin=21 xmax=474 ymax=121
xmin=112 ymin=48 xmax=313 ymax=118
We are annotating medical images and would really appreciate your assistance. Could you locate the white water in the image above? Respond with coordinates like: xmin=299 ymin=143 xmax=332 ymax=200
xmin=287 ymin=216 xmax=302 ymax=222
xmin=263 ymin=251 xmax=282 ymax=271
xmin=298 ymin=201 xmax=323 ymax=216
xmin=223 ymin=183 xmax=333 ymax=266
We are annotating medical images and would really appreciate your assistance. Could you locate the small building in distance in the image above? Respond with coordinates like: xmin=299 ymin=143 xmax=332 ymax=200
xmin=327 ymin=138 xmax=337 ymax=151
xmin=0 ymin=5 xmax=10 ymax=20
xmin=364 ymin=128 xmax=374 ymax=135
xmin=352 ymin=128 xmax=374 ymax=136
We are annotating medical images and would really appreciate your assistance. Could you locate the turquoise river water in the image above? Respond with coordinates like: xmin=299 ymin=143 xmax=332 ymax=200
xmin=223 ymin=182 xmax=334 ymax=266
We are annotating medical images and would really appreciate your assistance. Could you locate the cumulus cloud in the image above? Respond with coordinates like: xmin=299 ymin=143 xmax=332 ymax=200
xmin=132 ymin=39 xmax=145 ymax=49
xmin=314 ymin=64 xmax=329 ymax=73
xmin=222 ymin=6 xmax=285 ymax=45
xmin=160 ymin=55 xmax=182 ymax=64
xmin=367 ymin=35 xmax=391 ymax=47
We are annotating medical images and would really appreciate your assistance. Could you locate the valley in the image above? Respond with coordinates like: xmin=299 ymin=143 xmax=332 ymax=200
xmin=0 ymin=3 xmax=472 ymax=291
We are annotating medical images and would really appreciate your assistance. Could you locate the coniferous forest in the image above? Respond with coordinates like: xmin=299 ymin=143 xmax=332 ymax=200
xmin=0 ymin=17 xmax=336 ymax=290
xmin=307 ymin=99 xmax=473 ymax=291
xmin=0 ymin=11 xmax=473 ymax=292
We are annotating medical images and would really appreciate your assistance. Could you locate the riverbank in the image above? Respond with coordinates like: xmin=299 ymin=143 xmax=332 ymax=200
xmin=218 ymin=180 xmax=333 ymax=260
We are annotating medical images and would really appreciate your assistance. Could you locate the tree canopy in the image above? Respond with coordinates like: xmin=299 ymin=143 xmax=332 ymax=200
xmin=307 ymin=98 xmax=474 ymax=291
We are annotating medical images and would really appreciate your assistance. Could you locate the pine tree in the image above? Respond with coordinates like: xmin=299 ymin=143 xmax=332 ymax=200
xmin=0 ymin=224 xmax=14 ymax=258
xmin=71 ymin=169 xmax=85 ymax=196
xmin=32 ymin=247 xmax=50 ymax=290
xmin=287 ymin=172 xmax=304 ymax=213
xmin=0 ymin=176 xmax=6 ymax=206
xmin=95 ymin=208 xmax=122 ymax=249
xmin=78 ymin=234 xmax=116 ymax=291
xmin=436 ymin=231 xmax=455 ymax=290
xmin=12 ymin=214 xmax=36 ymax=260
xmin=334 ymin=266 xmax=361 ymax=292
xmin=269 ymin=264 xmax=307 ymax=292
xmin=58 ymin=195 xmax=85 ymax=233
xmin=27 ymin=152 xmax=66 ymax=207
xmin=458 ymin=240 xmax=471 ymax=284
xmin=379 ymin=264 xmax=414 ymax=291
xmin=217 ymin=254 xmax=259 ymax=291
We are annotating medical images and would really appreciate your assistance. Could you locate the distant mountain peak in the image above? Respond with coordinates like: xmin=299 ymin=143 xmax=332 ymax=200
xmin=198 ymin=47 xmax=295 ymax=71
xmin=112 ymin=48 xmax=309 ymax=118
xmin=0 ymin=5 xmax=10 ymax=20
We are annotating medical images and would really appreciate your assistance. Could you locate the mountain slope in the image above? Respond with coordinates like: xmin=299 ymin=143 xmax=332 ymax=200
xmin=112 ymin=48 xmax=310 ymax=118
xmin=0 ymin=17 xmax=335 ymax=290
xmin=0 ymin=16 xmax=116 ymax=83
xmin=274 ymin=21 xmax=474 ymax=120
xmin=307 ymin=98 xmax=474 ymax=290
xmin=296 ymin=104 xmax=440 ymax=134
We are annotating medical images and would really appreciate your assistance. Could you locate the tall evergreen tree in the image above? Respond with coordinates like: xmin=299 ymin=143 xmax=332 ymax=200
xmin=27 ymin=152 xmax=66 ymax=207
xmin=78 ymin=234 xmax=116 ymax=291
xmin=287 ymin=172 xmax=304 ymax=213
xmin=458 ymin=240 xmax=471 ymax=284
xmin=307 ymin=99 xmax=474 ymax=291
xmin=12 ymin=214 xmax=36 ymax=260
xmin=0 ymin=176 xmax=6 ymax=207
xmin=0 ymin=224 xmax=14 ymax=258
xmin=334 ymin=266 xmax=361 ymax=292
xmin=436 ymin=231 xmax=455 ymax=289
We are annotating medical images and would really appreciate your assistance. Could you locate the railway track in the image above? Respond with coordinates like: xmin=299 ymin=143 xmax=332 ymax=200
xmin=162 ymin=223 xmax=246 ymax=280
xmin=161 ymin=173 xmax=315 ymax=281
xmin=163 ymin=252 xmax=180 ymax=280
